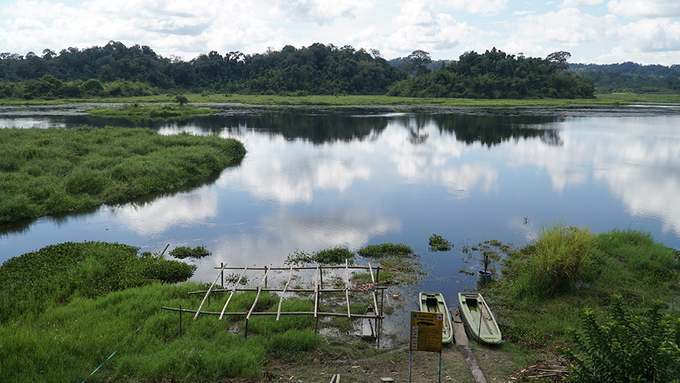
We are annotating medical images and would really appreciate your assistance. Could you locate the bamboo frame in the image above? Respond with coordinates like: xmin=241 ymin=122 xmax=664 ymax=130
xmin=164 ymin=263 xmax=386 ymax=341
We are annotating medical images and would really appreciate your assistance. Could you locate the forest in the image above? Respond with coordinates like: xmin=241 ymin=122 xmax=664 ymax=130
xmin=4 ymin=41 xmax=674 ymax=100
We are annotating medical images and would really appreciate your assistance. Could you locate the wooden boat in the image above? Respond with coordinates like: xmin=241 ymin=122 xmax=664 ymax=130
xmin=418 ymin=292 xmax=453 ymax=344
xmin=458 ymin=292 xmax=502 ymax=345
xmin=361 ymin=305 xmax=377 ymax=340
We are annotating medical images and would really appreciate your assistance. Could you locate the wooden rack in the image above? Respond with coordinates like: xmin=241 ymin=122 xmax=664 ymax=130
xmin=162 ymin=260 xmax=386 ymax=340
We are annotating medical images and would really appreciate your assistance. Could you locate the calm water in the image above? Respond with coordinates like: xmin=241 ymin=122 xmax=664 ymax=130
xmin=2 ymin=104 xmax=680 ymax=307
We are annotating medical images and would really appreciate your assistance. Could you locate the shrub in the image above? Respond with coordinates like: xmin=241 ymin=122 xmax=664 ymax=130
xmin=508 ymin=222 xmax=595 ymax=298
xmin=560 ymin=296 xmax=680 ymax=382
xmin=358 ymin=243 xmax=414 ymax=258
xmin=169 ymin=245 xmax=212 ymax=259
xmin=314 ymin=247 xmax=354 ymax=265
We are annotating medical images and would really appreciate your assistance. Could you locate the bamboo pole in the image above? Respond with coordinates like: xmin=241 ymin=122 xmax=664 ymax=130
xmin=314 ymin=265 xmax=320 ymax=318
xmin=344 ymin=259 xmax=351 ymax=317
xmin=190 ymin=287 xmax=387 ymax=295
xmin=219 ymin=265 xmax=248 ymax=320
xmin=194 ymin=263 xmax=226 ymax=320
xmin=246 ymin=267 xmax=270 ymax=320
xmin=213 ymin=265 xmax=380 ymax=271
xmin=368 ymin=262 xmax=380 ymax=317
xmin=163 ymin=307 xmax=383 ymax=318
xmin=276 ymin=266 xmax=294 ymax=321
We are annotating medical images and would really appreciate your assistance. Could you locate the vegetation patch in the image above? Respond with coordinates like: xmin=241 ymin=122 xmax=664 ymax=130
xmin=428 ymin=234 xmax=452 ymax=251
xmin=87 ymin=103 xmax=214 ymax=118
xmin=0 ymin=127 xmax=246 ymax=224
xmin=0 ymin=241 xmax=196 ymax=323
xmin=284 ymin=247 xmax=355 ymax=266
xmin=357 ymin=242 xmax=413 ymax=258
xmin=560 ymin=296 xmax=680 ymax=382
xmin=169 ymin=245 xmax=212 ymax=259
xmin=484 ymin=225 xmax=679 ymax=353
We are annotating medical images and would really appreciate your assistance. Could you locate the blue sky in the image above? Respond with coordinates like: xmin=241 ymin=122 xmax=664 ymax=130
xmin=1 ymin=0 xmax=679 ymax=64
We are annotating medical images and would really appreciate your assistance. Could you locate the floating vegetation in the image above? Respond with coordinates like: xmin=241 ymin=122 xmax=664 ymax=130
xmin=460 ymin=239 xmax=512 ymax=276
xmin=169 ymin=245 xmax=212 ymax=259
xmin=284 ymin=247 xmax=355 ymax=266
xmin=357 ymin=243 xmax=413 ymax=258
xmin=428 ymin=234 xmax=452 ymax=251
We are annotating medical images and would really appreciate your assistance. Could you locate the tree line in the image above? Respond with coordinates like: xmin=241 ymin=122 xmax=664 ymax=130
xmin=0 ymin=41 xmax=599 ymax=100
xmin=387 ymin=48 xmax=595 ymax=99
xmin=569 ymin=63 xmax=680 ymax=94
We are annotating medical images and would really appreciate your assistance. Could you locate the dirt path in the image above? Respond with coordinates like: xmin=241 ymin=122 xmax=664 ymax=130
xmin=256 ymin=343 xmax=518 ymax=383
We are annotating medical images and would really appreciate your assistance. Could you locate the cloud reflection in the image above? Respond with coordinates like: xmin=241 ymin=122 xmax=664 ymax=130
xmin=106 ymin=186 xmax=218 ymax=236
xmin=193 ymin=209 xmax=401 ymax=281
xmin=509 ymin=118 xmax=680 ymax=235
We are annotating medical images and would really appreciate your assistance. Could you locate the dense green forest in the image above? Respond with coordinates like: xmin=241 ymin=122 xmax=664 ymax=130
xmin=387 ymin=49 xmax=595 ymax=99
xmin=569 ymin=62 xmax=680 ymax=93
xmin=0 ymin=41 xmax=404 ymax=99
xmin=0 ymin=41 xmax=622 ymax=100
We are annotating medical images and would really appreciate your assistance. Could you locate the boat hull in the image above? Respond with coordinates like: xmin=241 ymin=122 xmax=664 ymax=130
xmin=418 ymin=292 xmax=454 ymax=344
xmin=457 ymin=292 xmax=502 ymax=345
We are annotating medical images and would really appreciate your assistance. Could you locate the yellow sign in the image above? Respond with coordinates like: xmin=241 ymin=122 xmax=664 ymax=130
xmin=410 ymin=311 xmax=443 ymax=353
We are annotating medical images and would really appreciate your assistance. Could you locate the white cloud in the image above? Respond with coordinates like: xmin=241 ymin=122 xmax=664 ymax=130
xmin=271 ymin=0 xmax=374 ymax=25
xmin=607 ymin=0 xmax=680 ymax=18
xmin=445 ymin=0 xmax=509 ymax=16
xmin=383 ymin=0 xmax=477 ymax=54
xmin=512 ymin=8 xmax=618 ymax=48
xmin=560 ymin=0 xmax=603 ymax=8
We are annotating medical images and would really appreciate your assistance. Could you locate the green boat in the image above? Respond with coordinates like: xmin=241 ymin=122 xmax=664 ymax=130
xmin=458 ymin=292 xmax=502 ymax=345
xmin=418 ymin=292 xmax=453 ymax=344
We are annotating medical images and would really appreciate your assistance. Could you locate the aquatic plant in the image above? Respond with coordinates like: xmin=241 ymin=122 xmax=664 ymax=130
xmin=357 ymin=243 xmax=413 ymax=258
xmin=428 ymin=234 xmax=452 ymax=251
xmin=169 ymin=245 xmax=212 ymax=259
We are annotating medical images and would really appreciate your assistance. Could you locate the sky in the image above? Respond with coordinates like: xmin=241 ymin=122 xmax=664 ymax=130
xmin=1 ymin=0 xmax=680 ymax=65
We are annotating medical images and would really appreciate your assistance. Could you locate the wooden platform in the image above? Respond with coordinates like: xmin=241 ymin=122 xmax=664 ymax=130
xmin=450 ymin=308 xmax=487 ymax=383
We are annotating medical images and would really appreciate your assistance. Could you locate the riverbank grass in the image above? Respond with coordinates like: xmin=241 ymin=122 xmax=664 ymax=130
xmin=485 ymin=224 xmax=680 ymax=350
xmin=86 ymin=103 xmax=214 ymax=118
xmin=0 ymin=127 xmax=246 ymax=224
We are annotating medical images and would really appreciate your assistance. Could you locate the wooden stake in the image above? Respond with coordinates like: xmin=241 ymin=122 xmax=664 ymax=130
xmin=220 ymin=265 xmax=248 ymax=320
xmin=195 ymin=263 xmax=226 ymax=320
xmin=276 ymin=266 xmax=294 ymax=321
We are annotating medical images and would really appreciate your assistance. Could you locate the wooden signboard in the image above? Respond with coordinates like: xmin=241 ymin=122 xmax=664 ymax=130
xmin=410 ymin=310 xmax=443 ymax=353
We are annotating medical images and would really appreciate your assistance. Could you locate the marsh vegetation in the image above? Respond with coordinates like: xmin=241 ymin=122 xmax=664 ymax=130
xmin=0 ymin=127 xmax=246 ymax=224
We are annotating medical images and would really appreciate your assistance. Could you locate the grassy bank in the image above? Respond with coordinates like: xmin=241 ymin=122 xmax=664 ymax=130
xmin=86 ymin=103 xmax=214 ymax=118
xmin=2 ymin=92 xmax=680 ymax=107
xmin=484 ymin=224 xmax=680 ymax=352
xmin=0 ymin=127 xmax=246 ymax=224
xmin=0 ymin=241 xmax=427 ymax=383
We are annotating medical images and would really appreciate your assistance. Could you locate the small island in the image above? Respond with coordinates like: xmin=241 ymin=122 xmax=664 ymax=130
xmin=87 ymin=96 xmax=214 ymax=118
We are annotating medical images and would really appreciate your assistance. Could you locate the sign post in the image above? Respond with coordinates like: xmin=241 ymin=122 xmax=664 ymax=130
xmin=409 ymin=311 xmax=443 ymax=383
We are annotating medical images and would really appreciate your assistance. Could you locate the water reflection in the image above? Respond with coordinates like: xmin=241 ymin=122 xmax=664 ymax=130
xmin=1 ymin=106 xmax=679 ymax=294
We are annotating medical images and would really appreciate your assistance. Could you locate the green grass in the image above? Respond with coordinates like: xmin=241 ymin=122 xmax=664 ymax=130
xmin=0 ymin=127 xmax=246 ymax=224
xmin=505 ymin=223 xmax=596 ymax=299
xmin=0 ymin=240 xmax=325 ymax=382
xmin=0 ymin=241 xmax=196 ymax=323
xmin=4 ymin=92 xmax=680 ymax=107
xmin=484 ymin=225 xmax=680 ymax=350
xmin=87 ymin=103 xmax=214 ymax=118
xmin=358 ymin=243 xmax=414 ymax=258
xmin=0 ymin=282 xmax=322 ymax=383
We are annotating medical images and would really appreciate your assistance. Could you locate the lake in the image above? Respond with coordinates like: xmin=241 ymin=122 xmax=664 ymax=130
xmin=1 ymin=103 xmax=680 ymax=307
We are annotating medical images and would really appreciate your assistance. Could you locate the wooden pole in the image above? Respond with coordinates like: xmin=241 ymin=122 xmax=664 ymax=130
xmin=276 ymin=266 xmax=294 ymax=321
xmin=344 ymin=259 xmax=351 ymax=317
xmin=194 ymin=263 xmax=226 ymax=320
xmin=179 ymin=304 xmax=182 ymax=337
xmin=220 ymin=265 xmax=248 ymax=320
